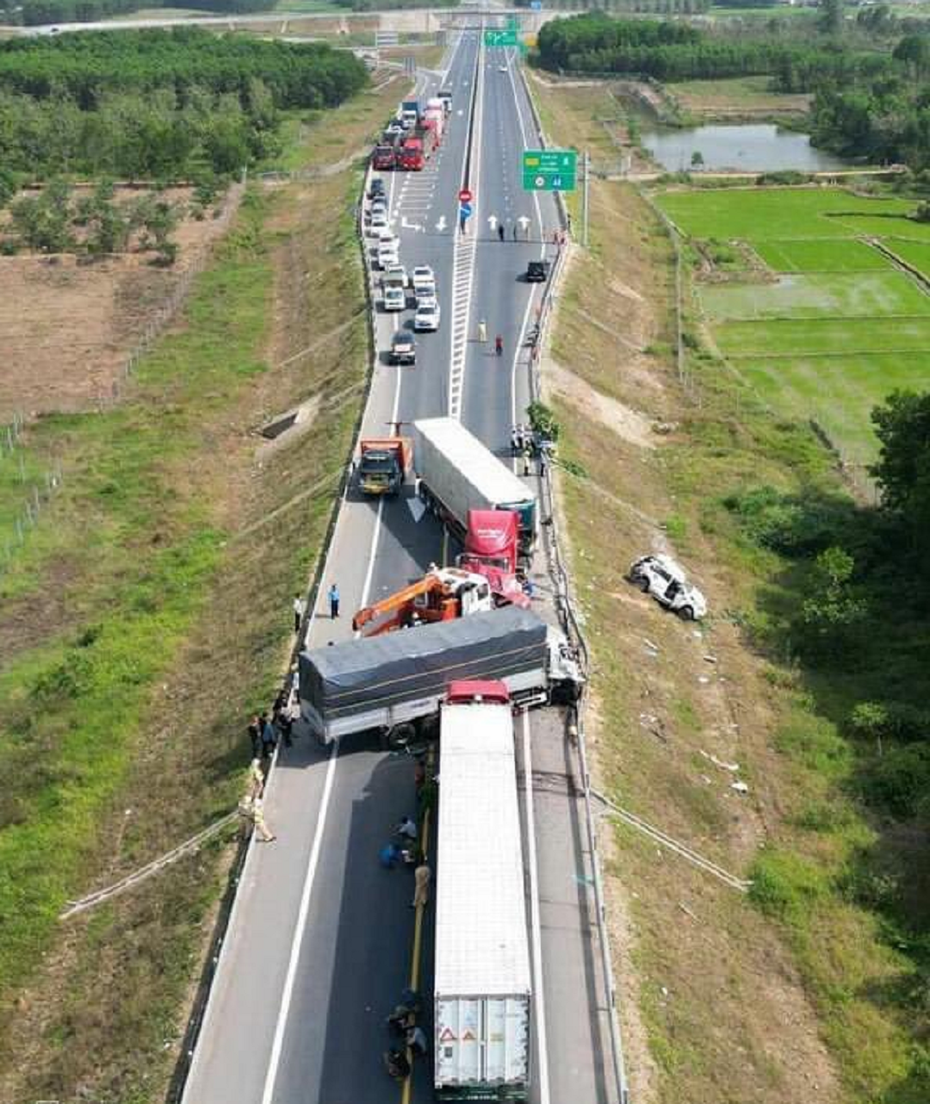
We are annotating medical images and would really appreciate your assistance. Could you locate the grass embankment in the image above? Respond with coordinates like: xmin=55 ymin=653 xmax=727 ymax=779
xmin=0 ymin=80 xmax=385 ymax=1103
xmin=532 ymin=74 xmax=927 ymax=1104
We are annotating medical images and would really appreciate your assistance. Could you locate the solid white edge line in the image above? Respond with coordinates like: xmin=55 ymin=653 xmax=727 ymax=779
xmin=521 ymin=709 xmax=551 ymax=1104
xmin=259 ymin=743 xmax=338 ymax=1104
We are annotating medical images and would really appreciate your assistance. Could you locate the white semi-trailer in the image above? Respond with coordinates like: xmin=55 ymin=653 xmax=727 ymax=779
xmin=434 ymin=680 xmax=532 ymax=1102
xmin=413 ymin=417 xmax=538 ymax=560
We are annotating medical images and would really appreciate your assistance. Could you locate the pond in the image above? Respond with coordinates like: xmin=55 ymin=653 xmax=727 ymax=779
xmin=641 ymin=123 xmax=853 ymax=173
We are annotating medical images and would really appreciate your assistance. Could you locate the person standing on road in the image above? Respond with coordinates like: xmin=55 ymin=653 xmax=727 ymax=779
xmin=412 ymin=862 xmax=431 ymax=909
xmin=513 ymin=222 xmax=518 ymax=241
xmin=495 ymin=334 xmax=504 ymax=357
xmin=248 ymin=715 xmax=261 ymax=759
xmin=260 ymin=711 xmax=276 ymax=759
xmin=247 ymin=758 xmax=265 ymax=800
xmin=275 ymin=702 xmax=294 ymax=749
xmin=293 ymin=593 xmax=305 ymax=635
xmin=251 ymin=797 xmax=276 ymax=842
xmin=328 ymin=582 xmax=340 ymax=619
xmin=497 ymin=223 xmax=505 ymax=242
xmin=477 ymin=319 xmax=487 ymax=343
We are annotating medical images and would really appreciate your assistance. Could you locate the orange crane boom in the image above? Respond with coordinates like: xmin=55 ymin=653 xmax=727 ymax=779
xmin=352 ymin=568 xmax=494 ymax=637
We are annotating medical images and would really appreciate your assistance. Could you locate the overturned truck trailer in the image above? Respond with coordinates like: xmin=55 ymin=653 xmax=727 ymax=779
xmin=298 ymin=607 xmax=580 ymax=746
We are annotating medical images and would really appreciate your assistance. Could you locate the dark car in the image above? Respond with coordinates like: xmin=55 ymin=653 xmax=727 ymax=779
xmin=390 ymin=330 xmax=416 ymax=366
xmin=369 ymin=178 xmax=387 ymax=198
xmin=525 ymin=260 xmax=551 ymax=283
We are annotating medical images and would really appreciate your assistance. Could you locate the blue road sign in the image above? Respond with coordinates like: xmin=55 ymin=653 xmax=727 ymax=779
xmin=459 ymin=202 xmax=473 ymax=219
xmin=531 ymin=0 xmax=542 ymax=9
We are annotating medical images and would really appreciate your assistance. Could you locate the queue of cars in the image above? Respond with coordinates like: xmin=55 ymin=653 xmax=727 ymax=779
xmin=365 ymin=175 xmax=442 ymax=365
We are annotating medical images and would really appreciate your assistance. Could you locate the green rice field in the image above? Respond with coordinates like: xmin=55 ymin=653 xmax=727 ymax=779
xmin=657 ymin=186 xmax=930 ymax=469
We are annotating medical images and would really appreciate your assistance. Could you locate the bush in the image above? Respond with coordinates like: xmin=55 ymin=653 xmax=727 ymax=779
xmin=850 ymin=701 xmax=930 ymax=744
xmin=749 ymin=848 xmax=829 ymax=923
xmin=722 ymin=485 xmax=851 ymax=557
xmin=756 ymin=170 xmax=812 ymax=186
xmin=860 ymin=744 xmax=930 ymax=818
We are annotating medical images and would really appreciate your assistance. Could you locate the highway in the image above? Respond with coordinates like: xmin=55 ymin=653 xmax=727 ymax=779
xmin=182 ymin=28 xmax=619 ymax=1104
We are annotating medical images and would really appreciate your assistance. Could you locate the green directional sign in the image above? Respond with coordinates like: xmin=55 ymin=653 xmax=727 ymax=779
xmin=522 ymin=149 xmax=578 ymax=192
xmin=485 ymin=29 xmax=519 ymax=47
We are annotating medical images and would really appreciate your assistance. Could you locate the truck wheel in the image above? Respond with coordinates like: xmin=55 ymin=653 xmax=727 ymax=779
xmin=678 ymin=605 xmax=695 ymax=621
xmin=386 ymin=723 xmax=417 ymax=750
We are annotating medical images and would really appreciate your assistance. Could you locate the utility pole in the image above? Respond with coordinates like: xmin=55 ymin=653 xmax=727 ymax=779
xmin=583 ymin=149 xmax=590 ymax=248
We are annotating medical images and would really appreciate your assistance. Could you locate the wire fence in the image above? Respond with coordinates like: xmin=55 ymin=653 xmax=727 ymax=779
xmin=0 ymin=413 xmax=64 ymax=577
xmin=101 ymin=181 xmax=246 ymax=409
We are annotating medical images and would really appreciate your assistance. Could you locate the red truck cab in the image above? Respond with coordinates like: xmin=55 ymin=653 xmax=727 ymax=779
xmin=397 ymin=137 xmax=424 ymax=171
xmin=458 ymin=509 xmax=530 ymax=609
xmin=372 ymin=144 xmax=396 ymax=170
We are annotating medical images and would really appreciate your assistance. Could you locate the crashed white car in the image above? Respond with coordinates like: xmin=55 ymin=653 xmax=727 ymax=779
xmin=628 ymin=554 xmax=707 ymax=621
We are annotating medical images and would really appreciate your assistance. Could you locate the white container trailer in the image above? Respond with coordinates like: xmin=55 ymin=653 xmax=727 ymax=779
xmin=413 ymin=417 xmax=537 ymax=557
xmin=434 ymin=681 xmax=532 ymax=1101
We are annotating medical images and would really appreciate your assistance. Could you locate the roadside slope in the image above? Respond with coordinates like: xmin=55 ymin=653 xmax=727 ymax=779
xmin=530 ymin=70 xmax=923 ymax=1104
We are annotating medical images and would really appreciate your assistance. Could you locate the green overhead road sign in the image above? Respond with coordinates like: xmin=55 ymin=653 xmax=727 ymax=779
xmin=522 ymin=149 xmax=578 ymax=192
xmin=485 ymin=29 xmax=519 ymax=47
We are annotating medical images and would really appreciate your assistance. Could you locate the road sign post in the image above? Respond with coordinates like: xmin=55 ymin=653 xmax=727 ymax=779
xmin=522 ymin=149 xmax=578 ymax=192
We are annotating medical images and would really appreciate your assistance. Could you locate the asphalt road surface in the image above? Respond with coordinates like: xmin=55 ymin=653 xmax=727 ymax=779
xmin=182 ymin=30 xmax=619 ymax=1104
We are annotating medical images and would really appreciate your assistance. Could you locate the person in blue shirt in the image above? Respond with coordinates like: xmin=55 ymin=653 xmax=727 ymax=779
xmin=328 ymin=582 xmax=340 ymax=619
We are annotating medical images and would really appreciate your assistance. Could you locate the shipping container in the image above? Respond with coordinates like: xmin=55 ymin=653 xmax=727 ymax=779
xmin=434 ymin=681 xmax=532 ymax=1101
xmin=413 ymin=417 xmax=537 ymax=558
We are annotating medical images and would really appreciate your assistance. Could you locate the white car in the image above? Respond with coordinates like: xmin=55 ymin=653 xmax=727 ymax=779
xmin=414 ymin=300 xmax=441 ymax=331
xmin=370 ymin=208 xmax=389 ymax=231
xmin=416 ymin=281 xmax=437 ymax=305
xmin=383 ymin=285 xmax=406 ymax=311
xmin=628 ymin=555 xmax=707 ymax=621
xmin=411 ymin=265 xmax=435 ymax=294
xmin=378 ymin=245 xmax=399 ymax=270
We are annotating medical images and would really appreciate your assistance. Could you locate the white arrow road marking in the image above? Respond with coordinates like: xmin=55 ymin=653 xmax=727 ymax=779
xmin=401 ymin=217 xmax=423 ymax=232
xmin=487 ymin=214 xmax=498 ymax=231
xmin=435 ymin=215 xmax=447 ymax=232
xmin=407 ymin=496 xmax=426 ymax=523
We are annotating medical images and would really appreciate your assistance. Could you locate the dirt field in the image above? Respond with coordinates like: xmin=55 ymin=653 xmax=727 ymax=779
xmin=668 ymin=76 xmax=812 ymax=119
xmin=0 ymin=186 xmax=238 ymax=422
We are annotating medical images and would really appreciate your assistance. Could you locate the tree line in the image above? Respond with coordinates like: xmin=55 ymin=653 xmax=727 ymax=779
xmin=5 ymin=0 xmax=277 ymax=28
xmin=0 ymin=29 xmax=367 ymax=183
xmin=0 ymin=28 xmax=367 ymax=108
xmin=2 ymin=178 xmax=191 ymax=263
xmin=534 ymin=13 xmax=884 ymax=87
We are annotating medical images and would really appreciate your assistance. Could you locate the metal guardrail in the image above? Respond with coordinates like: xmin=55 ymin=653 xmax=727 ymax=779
xmin=520 ymin=62 xmax=632 ymax=1104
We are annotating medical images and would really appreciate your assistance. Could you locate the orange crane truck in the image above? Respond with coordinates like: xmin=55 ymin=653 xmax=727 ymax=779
xmin=352 ymin=567 xmax=494 ymax=636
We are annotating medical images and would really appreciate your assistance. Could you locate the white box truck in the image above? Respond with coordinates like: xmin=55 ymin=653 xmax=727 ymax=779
xmin=434 ymin=680 xmax=532 ymax=1102
xmin=413 ymin=417 xmax=538 ymax=561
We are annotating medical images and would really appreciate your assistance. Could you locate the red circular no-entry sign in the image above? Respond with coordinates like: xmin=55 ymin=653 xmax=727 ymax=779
xmin=458 ymin=187 xmax=473 ymax=204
